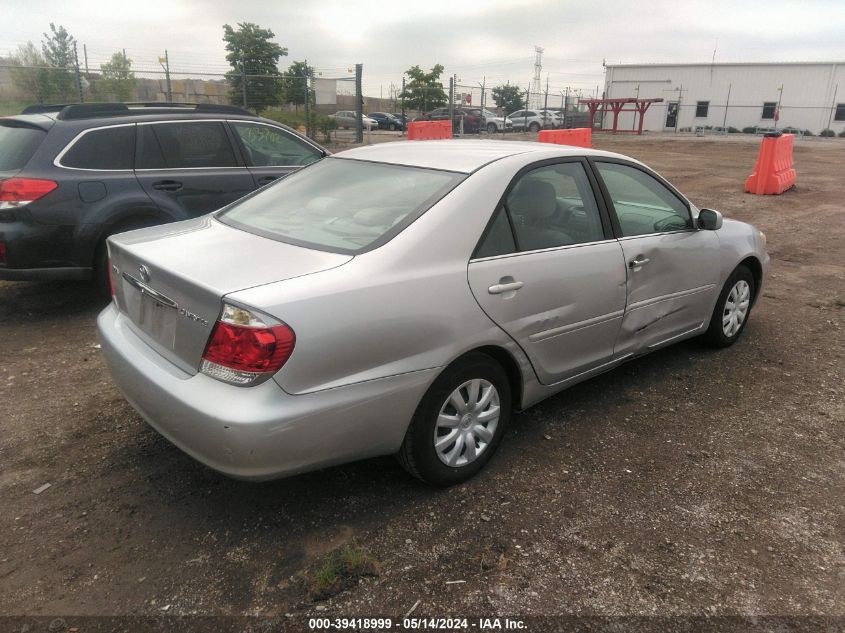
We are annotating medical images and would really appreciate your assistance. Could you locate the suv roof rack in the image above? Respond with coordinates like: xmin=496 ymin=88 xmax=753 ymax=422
xmin=21 ymin=102 xmax=254 ymax=120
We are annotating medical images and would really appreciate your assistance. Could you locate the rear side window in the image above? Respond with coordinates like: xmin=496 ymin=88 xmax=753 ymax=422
xmin=137 ymin=122 xmax=238 ymax=169
xmin=60 ymin=125 xmax=135 ymax=170
xmin=219 ymin=158 xmax=464 ymax=253
xmin=230 ymin=122 xmax=321 ymax=167
xmin=0 ymin=123 xmax=47 ymax=171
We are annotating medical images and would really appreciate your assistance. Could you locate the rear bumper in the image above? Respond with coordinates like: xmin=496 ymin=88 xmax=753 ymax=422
xmin=97 ymin=303 xmax=438 ymax=480
xmin=0 ymin=217 xmax=90 ymax=280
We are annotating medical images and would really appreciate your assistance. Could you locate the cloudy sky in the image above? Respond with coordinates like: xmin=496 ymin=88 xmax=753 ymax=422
xmin=2 ymin=0 xmax=844 ymax=98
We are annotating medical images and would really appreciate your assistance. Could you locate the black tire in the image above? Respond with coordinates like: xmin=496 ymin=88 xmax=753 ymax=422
xmin=487 ymin=122 xmax=497 ymax=134
xmin=397 ymin=353 xmax=512 ymax=486
xmin=702 ymin=265 xmax=755 ymax=348
xmin=529 ymin=122 xmax=541 ymax=133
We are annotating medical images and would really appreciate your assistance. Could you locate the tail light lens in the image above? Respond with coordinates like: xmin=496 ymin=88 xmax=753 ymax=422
xmin=0 ymin=242 xmax=6 ymax=265
xmin=201 ymin=303 xmax=295 ymax=386
xmin=0 ymin=178 xmax=58 ymax=209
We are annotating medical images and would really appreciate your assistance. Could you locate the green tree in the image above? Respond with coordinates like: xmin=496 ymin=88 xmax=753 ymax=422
xmin=283 ymin=60 xmax=314 ymax=113
xmin=9 ymin=42 xmax=53 ymax=104
xmin=41 ymin=23 xmax=76 ymax=101
xmin=223 ymin=22 xmax=287 ymax=113
xmin=98 ymin=51 xmax=135 ymax=101
xmin=491 ymin=83 xmax=524 ymax=114
xmin=399 ymin=64 xmax=447 ymax=112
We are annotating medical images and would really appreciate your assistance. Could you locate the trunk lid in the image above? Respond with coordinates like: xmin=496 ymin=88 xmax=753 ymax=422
xmin=108 ymin=215 xmax=351 ymax=374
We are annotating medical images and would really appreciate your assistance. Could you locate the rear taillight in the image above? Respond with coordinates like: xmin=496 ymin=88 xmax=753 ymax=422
xmin=0 ymin=242 xmax=6 ymax=265
xmin=0 ymin=178 xmax=58 ymax=209
xmin=200 ymin=303 xmax=295 ymax=386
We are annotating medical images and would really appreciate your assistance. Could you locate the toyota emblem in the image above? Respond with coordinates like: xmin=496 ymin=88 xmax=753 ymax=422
xmin=138 ymin=265 xmax=151 ymax=283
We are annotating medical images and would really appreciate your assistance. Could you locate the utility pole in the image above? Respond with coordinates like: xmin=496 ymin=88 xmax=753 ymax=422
xmin=83 ymin=44 xmax=89 ymax=75
xmin=448 ymin=74 xmax=455 ymax=130
xmin=633 ymin=84 xmax=640 ymax=131
xmin=354 ymin=63 xmax=363 ymax=144
xmin=241 ymin=60 xmax=248 ymax=109
xmin=159 ymin=50 xmax=172 ymax=102
xmin=775 ymin=84 xmax=784 ymax=131
xmin=543 ymin=74 xmax=549 ymax=127
xmin=401 ymin=76 xmax=406 ymax=137
xmin=479 ymin=76 xmax=486 ymax=134
xmin=73 ymin=42 xmax=84 ymax=103
xmin=722 ymin=83 xmax=732 ymax=129
xmin=303 ymin=59 xmax=311 ymax=139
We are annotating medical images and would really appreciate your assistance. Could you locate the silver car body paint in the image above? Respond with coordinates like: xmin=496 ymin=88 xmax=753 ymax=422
xmin=98 ymin=140 xmax=769 ymax=480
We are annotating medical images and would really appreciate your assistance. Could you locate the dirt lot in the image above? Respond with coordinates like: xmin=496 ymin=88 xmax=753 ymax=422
xmin=1 ymin=134 xmax=843 ymax=626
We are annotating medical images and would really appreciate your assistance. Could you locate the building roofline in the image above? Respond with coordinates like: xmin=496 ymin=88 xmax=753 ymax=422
xmin=605 ymin=61 xmax=845 ymax=68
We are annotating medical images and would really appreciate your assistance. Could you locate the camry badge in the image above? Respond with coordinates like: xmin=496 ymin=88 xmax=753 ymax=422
xmin=138 ymin=265 xmax=151 ymax=283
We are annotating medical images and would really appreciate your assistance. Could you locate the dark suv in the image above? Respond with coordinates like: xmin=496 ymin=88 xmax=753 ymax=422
xmin=0 ymin=102 xmax=328 ymax=290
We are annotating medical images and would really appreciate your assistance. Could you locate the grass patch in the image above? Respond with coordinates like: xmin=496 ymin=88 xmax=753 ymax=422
xmin=309 ymin=546 xmax=380 ymax=601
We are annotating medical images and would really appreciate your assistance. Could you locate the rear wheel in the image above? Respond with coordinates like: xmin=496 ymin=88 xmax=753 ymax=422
xmin=529 ymin=121 xmax=541 ymax=133
xmin=702 ymin=265 xmax=755 ymax=348
xmin=487 ymin=122 xmax=497 ymax=134
xmin=397 ymin=353 xmax=511 ymax=486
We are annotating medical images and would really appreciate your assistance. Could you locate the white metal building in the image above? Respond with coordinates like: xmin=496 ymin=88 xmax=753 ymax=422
xmin=603 ymin=62 xmax=845 ymax=135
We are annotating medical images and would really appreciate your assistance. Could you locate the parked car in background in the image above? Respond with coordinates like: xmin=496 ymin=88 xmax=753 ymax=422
xmin=416 ymin=108 xmax=481 ymax=133
xmin=99 ymin=139 xmax=768 ymax=486
xmin=330 ymin=111 xmax=379 ymax=130
xmin=508 ymin=109 xmax=555 ymax=132
xmin=367 ymin=112 xmax=405 ymax=131
xmin=391 ymin=113 xmax=412 ymax=127
xmin=0 ymin=102 xmax=327 ymax=292
xmin=466 ymin=108 xmax=513 ymax=134
xmin=537 ymin=109 xmax=564 ymax=128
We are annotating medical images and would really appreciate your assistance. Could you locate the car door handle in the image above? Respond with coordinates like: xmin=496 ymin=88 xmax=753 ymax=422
xmin=152 ymin=180 xmax=183 ymax=192
xmin=488 ymin=281 xmax=524 ymax=294
xmin=629 ymin=256 xmax=651 ymax=269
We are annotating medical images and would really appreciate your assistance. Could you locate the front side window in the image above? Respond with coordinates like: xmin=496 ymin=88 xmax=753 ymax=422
xmin=136 ymin=122 xmax=238 ymax=169
xmin=219 ymin=158 xmax=463 ymax=253
xmin=230 ymin=122 xmax=321 ymax=167
xmin=61 ymin=125 xmax=135 ymax=170
xmin=835 ymin=103 xmax=845 ymax=122
xmin=761 ymin=102 xmax=777 ymax=120
xmin=695 ymin=101 xmax=709 ymax=118
xmin=595 ymin=162 xmax=691 ymax=236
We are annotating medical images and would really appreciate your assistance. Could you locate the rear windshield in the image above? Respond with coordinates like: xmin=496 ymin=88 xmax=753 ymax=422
xmin=0 ymin=122 xmax=46 ymax=171
xmin=218 ymin=158 xmax=464 ymax=253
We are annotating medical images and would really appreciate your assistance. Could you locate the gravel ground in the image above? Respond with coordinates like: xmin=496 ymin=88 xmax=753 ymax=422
xmin=0 ymin=134 xmax=842 ymax=626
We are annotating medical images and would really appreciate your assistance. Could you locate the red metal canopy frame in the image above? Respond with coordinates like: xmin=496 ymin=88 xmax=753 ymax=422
xmin=580 ymin=97 xmax=664 ymax=135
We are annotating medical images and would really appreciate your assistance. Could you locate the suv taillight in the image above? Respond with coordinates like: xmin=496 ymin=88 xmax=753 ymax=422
xmin=200 ymin=303 xmax=295 ymax=386
xmin=0 ymin=178 xmax=58 ymax=209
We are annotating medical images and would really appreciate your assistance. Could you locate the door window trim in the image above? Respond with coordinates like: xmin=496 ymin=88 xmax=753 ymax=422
xmin=53 ymin=122 xmax=137 ymax=172
xmin=586 ymin=156 xmax=695 ymax=239
xmin=470 ymin=156 xmax=615 ymax=262
xmin=133 ymin=118 xmax=245 ymax=171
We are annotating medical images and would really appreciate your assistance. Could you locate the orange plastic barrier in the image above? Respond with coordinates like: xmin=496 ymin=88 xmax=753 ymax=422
xmin=744 ymin=133 xmax=797 ymax=195
xmin=406 ymin=120 xmax=453 ymax=140
xmin=537 ymin=127 xmax=592 ymax=148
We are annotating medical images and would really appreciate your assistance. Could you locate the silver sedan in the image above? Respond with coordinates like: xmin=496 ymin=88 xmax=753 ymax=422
xmin=98 ymin=140 xmax=769 ymax=486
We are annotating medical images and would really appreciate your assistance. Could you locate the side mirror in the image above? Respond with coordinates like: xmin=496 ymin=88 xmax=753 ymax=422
xmin=698 ymin=208 xmax=723 ymax=230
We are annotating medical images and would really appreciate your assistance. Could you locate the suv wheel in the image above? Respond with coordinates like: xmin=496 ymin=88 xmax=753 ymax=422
xmin=487 ymin=122 xmax=497 ymax=134
xmin=529 ymin=122 xmax=541 ymax=133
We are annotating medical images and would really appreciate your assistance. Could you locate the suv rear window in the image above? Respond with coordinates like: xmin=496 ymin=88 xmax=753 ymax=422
xmin=0 ymin=122 xmax=47 ymax=171
xmin=219 ymin=158 xmax=464 ymax=253
xmin=60 ymin=125 xmax=135 ymax=170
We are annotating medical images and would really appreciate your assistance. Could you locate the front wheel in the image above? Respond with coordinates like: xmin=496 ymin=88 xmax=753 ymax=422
xmin=487 ymin=122 xmax=497 ymax=134
xmin=702 ymin=265 xmax=755 ymax=348
xmin=397 ymin=353 xmax=511 ymax=486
